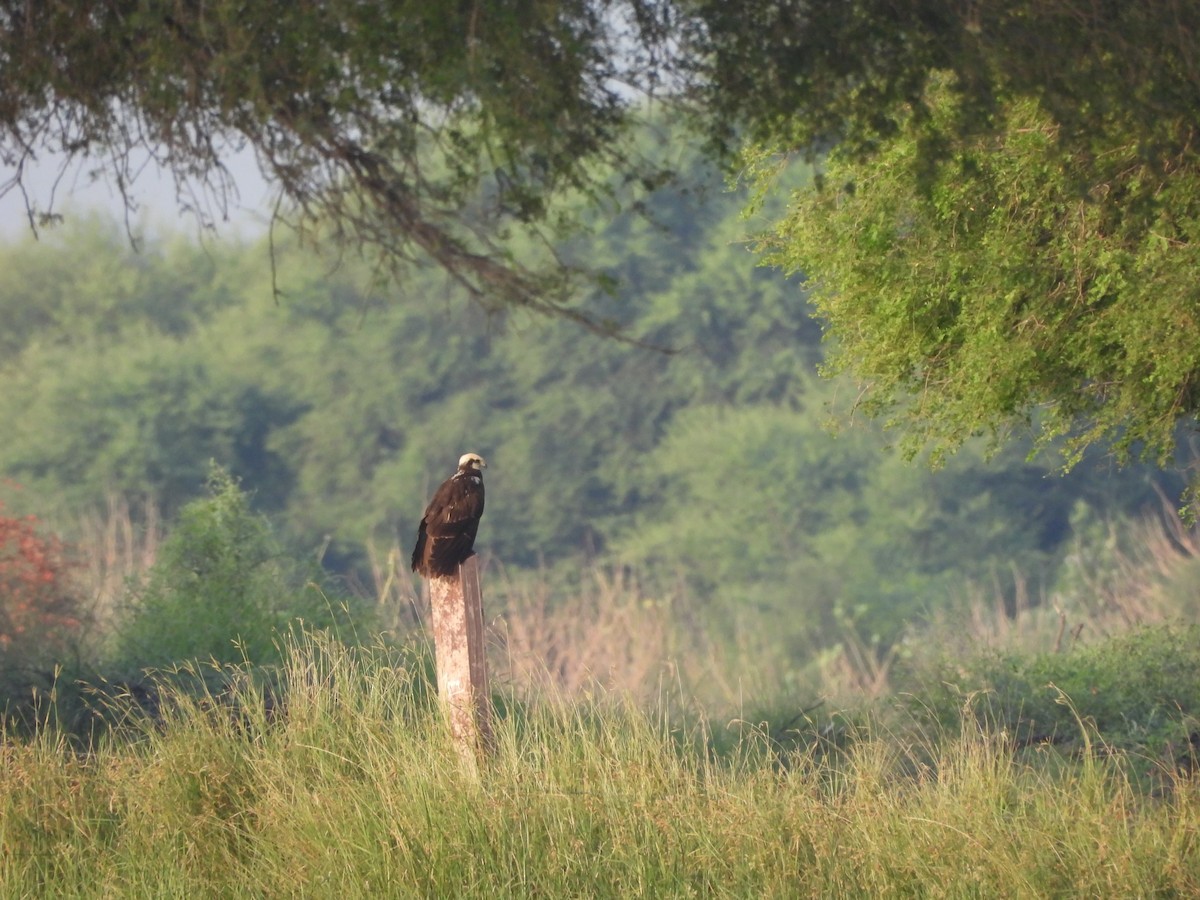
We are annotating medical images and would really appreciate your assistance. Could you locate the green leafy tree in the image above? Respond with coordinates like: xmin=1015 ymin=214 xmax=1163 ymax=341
xmin=1 ymin=335 xmax=299 ymax=517
xmin=0 ymin=220 xmax=235 ymax=358
xmin=0 ymin=171 xmax=1175 ymax=599
xmin=616 ymin=380 xmax=1170 ymax=651
xmin=0 ymin=140 xmax=1181 ymax=660
xmin=750 ymin=81 xmax=1200 ymax=471
xmin=111 ymin=466 xmax=361 ymax=671
xmin=730 ymin=2 xmax=1200 ymax=474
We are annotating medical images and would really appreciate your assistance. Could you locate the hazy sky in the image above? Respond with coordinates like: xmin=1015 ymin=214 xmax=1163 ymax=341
xmin=1 ymin=146 xmax=273 ymax=241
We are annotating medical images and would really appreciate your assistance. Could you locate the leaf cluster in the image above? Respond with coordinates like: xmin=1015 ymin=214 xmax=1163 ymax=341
xmin=0 ymin=501 xmax=88 ymax=719
xmin=697 ymin=0 xmax=1200 ymax=168
xmin=753 ymin=76 xmax=1200 ymax=469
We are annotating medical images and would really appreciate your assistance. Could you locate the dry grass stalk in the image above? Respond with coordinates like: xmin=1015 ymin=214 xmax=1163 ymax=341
xmin=491 ymin=565 xmax=715 ymax=703
xmin=364 ymin=536 xmax=427 ymax=638
xmin=919 ymin=501 xmax=1200 ymax=665
xmin=817 ymin=630 xmax=897 ymax=701
xmin=1079 ymin=498 xmax=1200 ymax=630
xmin=71 ymin=494 xmax=162 ymax=626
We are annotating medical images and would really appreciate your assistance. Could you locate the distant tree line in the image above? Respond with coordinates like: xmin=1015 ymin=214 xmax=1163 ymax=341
xmin=0 ymin=145 xmax=1177 ymax=651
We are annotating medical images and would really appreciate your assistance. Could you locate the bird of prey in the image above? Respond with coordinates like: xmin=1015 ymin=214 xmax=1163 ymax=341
xmin=411 ymin=452 xmax=486 ymax=578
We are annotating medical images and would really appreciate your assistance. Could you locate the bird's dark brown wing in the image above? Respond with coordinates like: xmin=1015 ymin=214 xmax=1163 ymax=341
xmin=411 ymin=471 xmax=485 ymax=576
xmin=410 ymin=518 xmax=429 ymax=572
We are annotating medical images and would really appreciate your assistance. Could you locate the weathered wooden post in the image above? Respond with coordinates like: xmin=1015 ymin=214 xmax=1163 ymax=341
xmin=428 ymin=554 xmax=493 ymax=758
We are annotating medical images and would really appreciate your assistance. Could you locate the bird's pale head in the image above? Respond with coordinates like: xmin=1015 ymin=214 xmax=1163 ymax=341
xmin=458 ymin=452 xmax=487 ymax=471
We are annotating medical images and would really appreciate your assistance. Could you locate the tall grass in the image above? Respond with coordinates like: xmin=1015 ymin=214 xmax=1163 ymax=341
xmin=72 ymin=501 xmax=1200 ymax=710
xmin=364 ymin=544 xmax=757 ymax=709
xmin=898 ymin=501 xmax=1200 ymax=699
xmin=2 ymin=631 xmax=1198 ymax=897
xmin=71 ymin=494 xmax=163 ymax=629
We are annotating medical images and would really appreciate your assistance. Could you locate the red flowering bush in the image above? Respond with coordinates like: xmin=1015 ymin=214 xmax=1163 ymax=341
xmin=0 ymin=502 xmax=84 ymax=689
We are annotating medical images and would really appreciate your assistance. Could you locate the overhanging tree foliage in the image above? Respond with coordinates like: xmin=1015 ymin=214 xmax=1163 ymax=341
xmin=0 ymin=0 xmax=679 ymax=332
xmin=731 ymin=1 xmax=1200 ymax=471
xmin=4 ymin=1 xmax=1199 ymax=467
xmin=753 ymin=84 xmax=1200 ymax=466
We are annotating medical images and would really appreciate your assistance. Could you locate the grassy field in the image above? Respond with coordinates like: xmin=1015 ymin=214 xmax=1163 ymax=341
xmin=2 ymin=633 xmax=1198 ymax=898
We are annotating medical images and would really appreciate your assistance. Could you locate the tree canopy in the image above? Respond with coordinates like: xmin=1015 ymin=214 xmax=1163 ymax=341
xmin=0 ymin=0 xmax=679 ymax=330
xmin=4 ymin=1 xmax=1199 ymax=467
xmin=735 ymin=1 xmax=1200 ymax=471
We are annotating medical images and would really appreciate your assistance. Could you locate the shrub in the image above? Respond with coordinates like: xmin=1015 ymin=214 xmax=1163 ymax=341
xmin=0 ymin=502 xmax=89 ymax=719
xmin=110 ymin=465 xmax=368 ymax=672
xmin=898 ymin=624 xmax=1200 ymax=761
